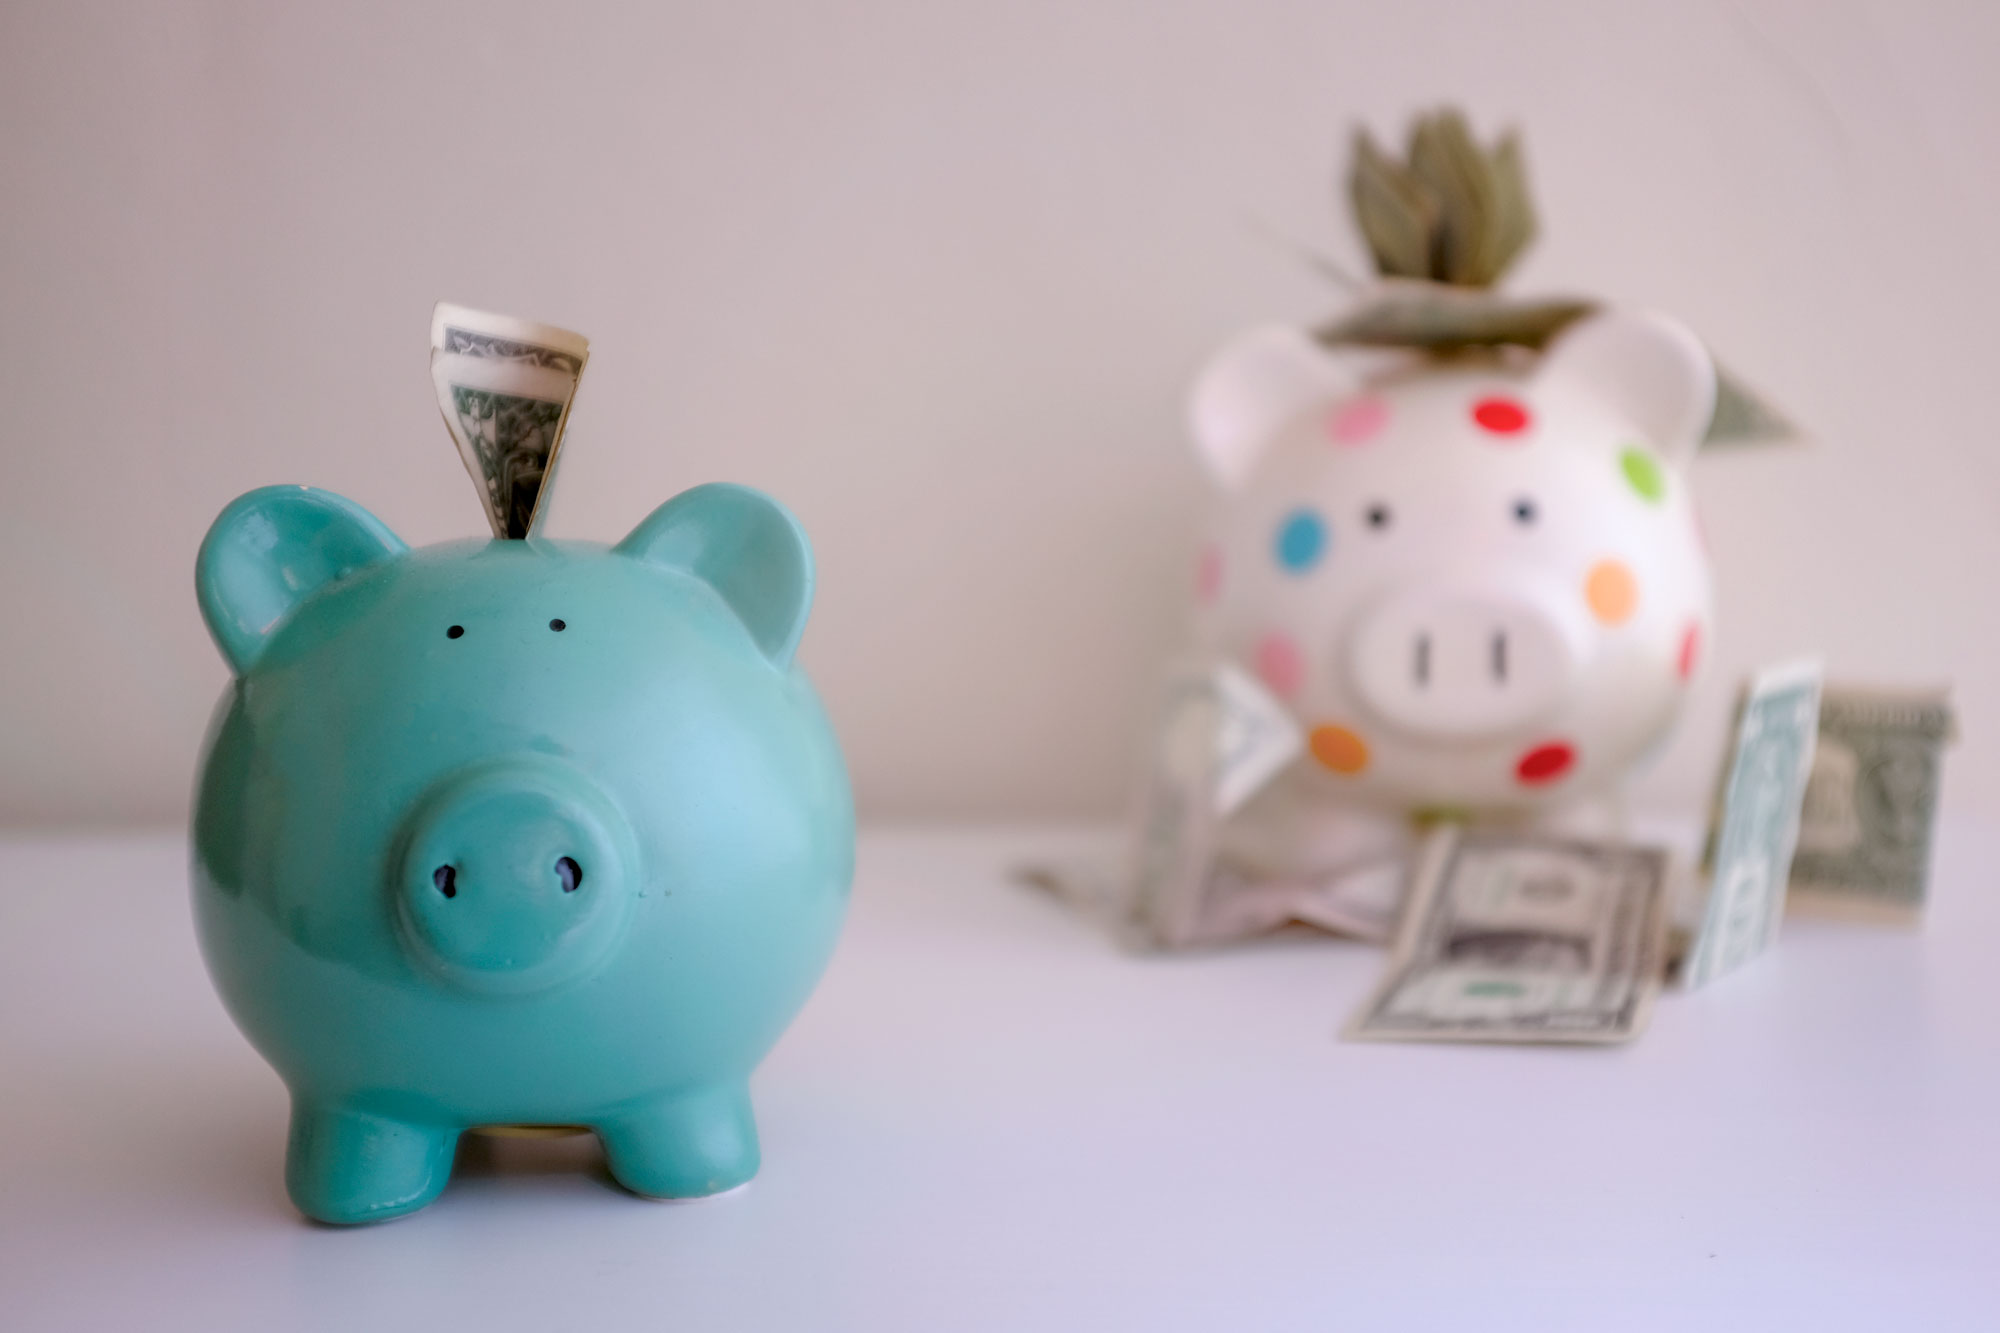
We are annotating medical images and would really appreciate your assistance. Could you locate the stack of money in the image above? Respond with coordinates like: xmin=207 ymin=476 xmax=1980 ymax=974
xmin=429 ymin=303 xmax=590 ymax=539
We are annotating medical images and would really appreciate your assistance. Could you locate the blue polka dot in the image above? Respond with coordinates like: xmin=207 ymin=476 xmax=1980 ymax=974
xmin=1274 ymin=508 xmax=1327 ymax=572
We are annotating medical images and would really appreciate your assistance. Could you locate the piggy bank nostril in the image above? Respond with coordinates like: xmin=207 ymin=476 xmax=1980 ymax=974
xmin=556 ymin=856 xmax=582 ymax=894
xmin=432 ymin=865 xmax=457 ymax=899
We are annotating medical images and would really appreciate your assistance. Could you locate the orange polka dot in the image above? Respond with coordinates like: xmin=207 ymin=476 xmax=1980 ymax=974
xmin=1585 ymin=559 xmax=1639 ymax=624
xmin=1309 ymin=724 xmax=1370 ymax=775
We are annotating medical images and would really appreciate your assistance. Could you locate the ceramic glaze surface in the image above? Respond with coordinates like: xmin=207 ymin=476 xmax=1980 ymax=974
xmin=191 ymin=483 xmax=853 ymax=1224
xmin=1191 ymin=308 xmax=1716 ymax=812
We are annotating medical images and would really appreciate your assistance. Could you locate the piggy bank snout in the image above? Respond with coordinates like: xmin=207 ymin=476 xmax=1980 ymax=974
xmin=395 ymin=761 xmax=638 ymax=995
xmin=1346 ymin=581 xmax=1582 ymax=741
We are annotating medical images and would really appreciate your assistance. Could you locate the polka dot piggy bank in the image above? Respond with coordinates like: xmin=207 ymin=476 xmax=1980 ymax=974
xmin=1190 ymin=308 xmax=1715 ymax=818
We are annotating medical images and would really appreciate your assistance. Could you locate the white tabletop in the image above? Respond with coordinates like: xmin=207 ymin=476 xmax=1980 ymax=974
xmin=2 ymin=826 xmax=1995 ymax=1331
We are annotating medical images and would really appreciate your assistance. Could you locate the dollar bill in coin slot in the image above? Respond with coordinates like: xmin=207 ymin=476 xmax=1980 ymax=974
xmin=430 ymin=303 xmax=590 ymax=539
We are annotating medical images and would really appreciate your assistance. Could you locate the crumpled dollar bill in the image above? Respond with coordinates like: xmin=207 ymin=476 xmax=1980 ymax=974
xmin=1019 ymin=661 xmax=1412 ymax=948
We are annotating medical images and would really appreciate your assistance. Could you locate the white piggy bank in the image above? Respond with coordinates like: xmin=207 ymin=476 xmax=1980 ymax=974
xmin=1191 ymin=308 xmax=1716 ymax=816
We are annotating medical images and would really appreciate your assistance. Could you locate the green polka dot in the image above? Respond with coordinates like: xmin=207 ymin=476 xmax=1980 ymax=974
xmin=1619 ymin=446 xmax=1667 ymax=503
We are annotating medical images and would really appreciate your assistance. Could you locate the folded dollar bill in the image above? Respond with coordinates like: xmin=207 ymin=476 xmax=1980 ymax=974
xmin=1788 ymin=685 xmax=1954 ymax=924
xmin=1345 ymin=826 xmax=1670 ymax=1044
xmin=430 ymin=303 xmax=590 ymax=539
xmin=1681 ymin=660 xmax=1823 ymax=989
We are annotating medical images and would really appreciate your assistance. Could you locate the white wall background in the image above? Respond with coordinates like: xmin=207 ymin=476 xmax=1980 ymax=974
xmin=2 ymin=0 xmax=1995 ymax=827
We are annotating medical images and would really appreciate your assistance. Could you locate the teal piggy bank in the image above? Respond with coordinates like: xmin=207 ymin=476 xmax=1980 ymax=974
xmin=190 ymin=482 xmax=853 ymax=1225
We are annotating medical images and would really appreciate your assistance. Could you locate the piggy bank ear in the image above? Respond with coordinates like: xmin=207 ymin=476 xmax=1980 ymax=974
xmin=615 ymin=482 xmax=815 ymax=668
xmin=1537 ymin=308 xmax=1716 ymax=469
xmin=1188 ymin=326 xmax=1351 ymax=488
xmin=196 ymin=486 xmax=407 ymax=675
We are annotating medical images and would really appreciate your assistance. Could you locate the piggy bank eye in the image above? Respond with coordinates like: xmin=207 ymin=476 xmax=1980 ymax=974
xmin=1365 ymin=503 xmax=1392 ymax=531
xmin=445 ymin=625 xmax=465 ymax=639
xmin=1512 ymin=498 xmax=1537 ymax=526
xmin=549 ymin=618 xmax=566 ymax=632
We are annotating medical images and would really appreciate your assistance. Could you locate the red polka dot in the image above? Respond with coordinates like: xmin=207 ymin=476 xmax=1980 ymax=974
xmin=1472 ymin=397 xmax=1531 ymax=435
xmin=1515 ymin=741 xmax=1575 ymax=785
xmin=1254 ymin=632 xmax=1304 ymax=698
xmin=1196 ymin=545 xmax=1222 ymax=603
xmin=1678 ymin=623 xmax=1701 ymax=680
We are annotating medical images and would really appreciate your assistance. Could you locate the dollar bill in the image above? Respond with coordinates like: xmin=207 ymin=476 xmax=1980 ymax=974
xmin=1682 ymin=660 xmax=1823 ymax=989
xmin=1344 ymin=826 xmax=1670 ymax=1044
xmin=1021 ymin=660 xmax=1407 ymax=947
xmin=1788 ymin=685 xmax=1954 ymax=924
xmin=1209 ymin=661 xmax=1306 ymax=816
xmin=430 ymin=303 xmax=590 ymax=539
xmin=1346 ymin=109 xmax=1535 ymax=288
xmin=1405 ymin=110 xmax=1500 ymax=286
xmin=1120 ymin=661 xmax=1298 ymax=947
xmin=1705 ymin=367 xmax=1799 ymax=446
xmin=1316 ymin=279 xmax=1592 ymax=352
xmin=1350 ymin=131 xmax=1440 ymax=282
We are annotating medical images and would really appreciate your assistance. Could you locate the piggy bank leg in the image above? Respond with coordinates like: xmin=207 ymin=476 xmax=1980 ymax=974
xmin=286 ymin=1099 xmax=460 ymax=1225
xmin=598 ymin=1083 xmax=759 ymax=1200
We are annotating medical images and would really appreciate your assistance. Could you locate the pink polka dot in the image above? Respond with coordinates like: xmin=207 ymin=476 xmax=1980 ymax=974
xmin=1678 ymin=622 xmax=1701 ymax=680
xmin=1328 ymin=395 xmax=1389 ymax=445
xmin=1254 ymin=632 xmax=1304 ymax=698
xmin=1472 ymin=396 xmax=1531 ymax=436
xmin=1196 ymin=545 xmax=1222 ymax=603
